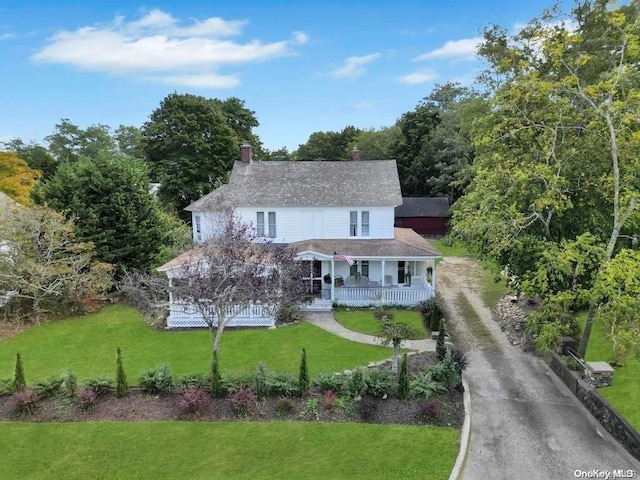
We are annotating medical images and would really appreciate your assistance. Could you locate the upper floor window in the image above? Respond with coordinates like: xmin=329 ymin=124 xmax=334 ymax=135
xmin=257 ymin=211 xmax=276 ymax=238
xmin=349 ymin=211 xmax=370 ymax=237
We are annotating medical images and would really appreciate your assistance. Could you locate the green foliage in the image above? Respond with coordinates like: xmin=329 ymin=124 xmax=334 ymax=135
xmin=62 ymin=370 xmax=77 ymax=398
xmin=314 ymin=372 xmax=345 ymax=393
xmin=115 ymin=347 xmax=128 ymax=398
xmin=176 ymin=373 xmax=207 ymax=390
xmin=346 ymin=368 xmax=367 ymax=399
xmin=141 ymin=93 xmax=242 ymax=213
xmin=210 ymin=351 xmax=224 ymax=398
xmin=429 ymin=349 xmax=460 ymax=391
xmin=525 ymin=296 xmax=580 ymax=355
xmin=35 ymin=154 xmax=177 ymax=274
xmin=13 ymin=353 xmax=25 ymax=392
xmin=410 ymin=371 xmax=445 ymax=401
xmin=398 ymin=354 xmax=410 ymax=400
xmin=85 ymin=376 xmax=113 ymax=396
xmin=298 ymin=348 xmax=310 ymax=396
xmin=436 ymin=323 xmax=447 ymax=361
xmin=265 ymin=373 xmax=300 ymax=397
xmin=416 ymin=300 xmax=442 ymax=332
xmin=365 ymin=368 xmax=395 ymax=398
xmin=0 ymin=378 xmax=15 ymax=396
xmin=34 ymin=376 xmax=63 ymax=398
xmin=139 ymin=364 xmax=173 ymax=395
xmin=295 ymin=126 xmax=360 ymax=161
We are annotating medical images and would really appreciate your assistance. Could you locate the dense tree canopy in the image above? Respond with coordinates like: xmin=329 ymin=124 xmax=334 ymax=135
xmin=36 ymin=155 xmax=178 ymax=275
xmin=0 ymin=151 xmax=41 ymax=204
xmin=451 ymin=0 xmax=640 ymax=356
xmin=295 ymin=126 xmax=361 ymax=161
xmin=142 ymin=93 xmax=254 ymax=213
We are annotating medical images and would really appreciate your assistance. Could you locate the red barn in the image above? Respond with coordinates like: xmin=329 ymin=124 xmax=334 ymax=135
xmin=394 ymin=197 xmax=450 ymax=237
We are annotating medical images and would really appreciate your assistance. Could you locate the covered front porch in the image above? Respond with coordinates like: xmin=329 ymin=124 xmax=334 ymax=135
xmin=292 ymin=228 xmax=441 ymax=310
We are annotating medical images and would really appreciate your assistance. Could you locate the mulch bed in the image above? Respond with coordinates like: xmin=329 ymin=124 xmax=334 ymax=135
xmin=0 ymin=353 xmax=465 ymax=428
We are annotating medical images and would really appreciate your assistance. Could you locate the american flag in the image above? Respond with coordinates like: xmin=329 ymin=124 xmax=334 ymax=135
xmin=334 ymin=252 xmax=354 ymax=266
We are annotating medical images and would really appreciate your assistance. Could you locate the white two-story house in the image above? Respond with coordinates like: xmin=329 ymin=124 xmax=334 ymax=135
xmin=158 ymin=143 xmax=441 ymax=328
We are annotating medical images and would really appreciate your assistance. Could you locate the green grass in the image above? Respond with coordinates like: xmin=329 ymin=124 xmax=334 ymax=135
xmin=0 ymin=422 xmax=459 ymax=480
xmin=578 ymin=312 xmax=640 ymax=431
xmin=334 ymin=310 xmax=428 ymax=339
xmin=0 ymin=305 xmax=394 ymax=385
xmin=429 ymin=239 xmax=477 ymax=258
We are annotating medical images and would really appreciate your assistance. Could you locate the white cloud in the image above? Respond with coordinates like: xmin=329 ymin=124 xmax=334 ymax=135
xmin=0 ymin=32 xmax=14 ymax=40
xmin=397 ymin=70 xmax=438 ymax=85
xmin=32 ymin=10 xmax=307 ymax=89
xmin=329 ymin=53 xmax=380 ymax=79
xmin=413 ymin=37 xmax=481 ymax=62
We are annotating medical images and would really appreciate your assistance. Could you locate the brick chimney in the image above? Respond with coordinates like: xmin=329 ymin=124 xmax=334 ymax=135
xmin=351 ymin=146 xmax=360 ymax=161
xmin=241 ymin=142 xmax=253 ymax=164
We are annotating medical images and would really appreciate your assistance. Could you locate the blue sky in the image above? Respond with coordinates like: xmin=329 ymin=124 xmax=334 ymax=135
xmin=0 ymin=1 xmax=570 ymax=152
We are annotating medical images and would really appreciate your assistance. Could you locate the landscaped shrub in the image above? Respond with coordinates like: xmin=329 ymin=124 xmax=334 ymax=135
xmin=177 ymin=386 xmax=208 ymax=414
xmin=365 ymin=369 xmax=395 ymax=398
xmin=398 ymin=354 xmax=410 ymax=400
xmin=314 ymin=372 xmax=345 ymax=393
xmin=373 ymin=308 xmax=394 ymax=321
xmin=562 ymin=355 xmax=583 ymax=372
xmin=85 ymin=376 xmax=113 ymax=396
xmin=358 ymin=397 xmax=379 ymax=421
xmin=298 ymin=348 xmax=310 ymax=396
xmin=304 ymin=398 xmax=320 ymax=420
xmin=421 ymin=398 xmax=441 ymax=421
xmin=13 ymin=353 xmax=26 ymax=392
xmin=429 ymin=349 xmax=460 ymax=391
xmin=346 ymin=368 xmax=367 ymax=399
xmin=115 ymin=347 xmax=128 ymax=398
xmin=229 ymin=386 xmax=258 ymax=416
xmin=34 ymin=376 xmax=64 ymax=398
xmin=275 ymin=397 xmax=296 ymax=417
xmin=139 ymin=364 xmax=173 ymax=395
xmin=275 ymin=304 xmax=302 ymax=325
xmin=436 ymin=322 xmax=447 ymax=361
xmin=322 ymin=390 xmax=338 ymax=410
xmin=416 ymin=299 xmax=442 ymax=332
xmin=410 ymin=371 xmax=445 ymax=401
xmin=10 ymin=390 xmax=39 ymax=415
xmin=221 ymin=372 xmax=253 ymax=395
xmin=176 ymin=373 xmax=207 ymax=390
xmin=0 ymin=378 xmax=15 ymax=396
xmin=62 ymin=370 xmax=77 ymax=398
xmin=211 ymin=351 xmax=224 ymax=398
xmin=266 ymin=373 xmax=300 ymax=397
xmin=447 ymin=346 xmax=469 ymax=376
xmin=253 ymin=364 xmax=269 ymax=399
xmin=77 ymin=387 xmax=98 ymax=410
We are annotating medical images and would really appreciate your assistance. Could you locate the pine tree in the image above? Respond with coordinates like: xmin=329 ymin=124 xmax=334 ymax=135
xmin=211 ymin=351 xmax=224 ymax=398
xmin=298 ymin=348 xmax=310 ymax=396
xmin=13 ymin=352 xmax=26 ymax=392
xmin=116 ymin=347 xmax=129 ymax=398
xmin=437 ymin=321 xmax=447 ymax=361
xmin=398 ymin=354 xmax=410 ymax=399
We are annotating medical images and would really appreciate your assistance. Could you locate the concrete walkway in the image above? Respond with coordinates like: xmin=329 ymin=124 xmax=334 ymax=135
xmin=303 ymin=311 xmax=436 ymax=352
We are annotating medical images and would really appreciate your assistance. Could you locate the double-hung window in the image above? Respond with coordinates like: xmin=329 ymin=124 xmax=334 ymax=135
xmin=350 ymin=211 xmax=358 ymax=236
xmin=194 ymin=215 xmax=202 ymax=242
xmin=257 ymin=211 xmax=276 ymax=238
xmin=349 ymin=211 xmax=370 ymax=237
xmin=361 ymin=211 xmax=369 ymax=236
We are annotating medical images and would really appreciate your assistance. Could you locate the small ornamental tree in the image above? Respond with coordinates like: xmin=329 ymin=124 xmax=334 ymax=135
xmin=210 ymin=351 xmax=224 ymax=398
xmin=379 ymin=320 xmax=419 ymax=374
xmin=13 ymin=353 xmax=26 ymax=392
xmin=398 ymin=353 xmax=410 ymax=400
xmin=436 ymin=321 xmax=447 ymax=361
xmin=298 ymin=348 xmax=310 ymax=396
xmin=115 ymin=347 xmax=129 ymax=398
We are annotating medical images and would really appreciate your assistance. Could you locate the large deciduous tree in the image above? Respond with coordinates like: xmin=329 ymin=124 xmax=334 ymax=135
xmin=0 ymin=204 xmax=112 ymax=322
xmin=451 ymin=0 xmax=640 ymax=356
xmin=36 ymin=154 xmax=177 ymax=275
xmin=0 ymin=151 xmax=41 ymax=204
xmin=295 ymin=126 xmax=361 ymax=161
xmin=141 ymin=93 xmax=243 ymax=213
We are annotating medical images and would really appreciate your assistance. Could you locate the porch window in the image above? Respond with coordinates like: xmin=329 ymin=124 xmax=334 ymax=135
xmin=398 ymin=261 xmax=406 ymax=284
xmin=268 ymin=212 xmax=276 ymax=238
xmin=256 ymin=212 xmax=265 ymax=236
xmin=361 ymin=260 xmax=369 ymax=277
xmin=350 ymin=261 xmax=358 ymax=277
xmin=350 ymin=211 xmax=357 ymax=236
xmin=361 ymin=211 xmax=369 ymax=236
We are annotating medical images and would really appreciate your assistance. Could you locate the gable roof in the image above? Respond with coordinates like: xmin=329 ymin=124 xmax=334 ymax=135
xmin=395 ymin=197 xmax=450 ymax=218
xmin=186 ymin=160 xmax=402 ymax=211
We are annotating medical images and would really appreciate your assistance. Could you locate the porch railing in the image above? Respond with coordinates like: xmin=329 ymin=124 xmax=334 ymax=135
xmin=167 ymin=302 xmax=274 ymax=329
xmin=334 ymin=286 xmax=434 ymax=307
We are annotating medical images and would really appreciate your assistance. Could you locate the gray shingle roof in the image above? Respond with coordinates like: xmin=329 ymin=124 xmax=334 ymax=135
xmin=395 ymin=197 xmax=450 ymax=218
xmin=186 ymin=160 xmax=402 ymax=211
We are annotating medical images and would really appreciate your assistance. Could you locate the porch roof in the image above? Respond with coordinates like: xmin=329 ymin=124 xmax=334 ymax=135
xmin=289 ymin=228 xmax=441 ymax=258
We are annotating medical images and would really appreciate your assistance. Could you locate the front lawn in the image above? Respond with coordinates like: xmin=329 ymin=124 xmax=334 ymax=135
xmin=334 ymin=310 xmax=428 ymax=338
xmin=0 ymin=305 xmax=393 ymax=385
xmin=579 ymin=312 xmax=640 ymax=431
xmin=0 ymin=422 xmax=459 ymax=480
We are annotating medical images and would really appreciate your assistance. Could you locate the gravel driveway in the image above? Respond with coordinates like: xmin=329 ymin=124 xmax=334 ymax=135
xmin=437 ymin=257 xmax=640 ymax=480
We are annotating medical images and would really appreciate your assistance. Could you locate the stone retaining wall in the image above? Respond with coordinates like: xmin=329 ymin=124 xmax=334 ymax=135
xmin=549 ymin=353 xmax=640 ymax=461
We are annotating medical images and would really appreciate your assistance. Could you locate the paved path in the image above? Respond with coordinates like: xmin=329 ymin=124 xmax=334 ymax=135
xmin=437 ymin=257 xmax=640 ymax=480
xmin=304 ymin=311 xmax=436 ymax=352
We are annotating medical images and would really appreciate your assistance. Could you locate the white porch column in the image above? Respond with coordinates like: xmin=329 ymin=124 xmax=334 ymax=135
xmin=381 ymin=259 xmax=386 ymax=284
xmin=330 ymin=258 xmax=335 ymax=302
xmin=168 ymin=277 xmax=173 ymax=308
